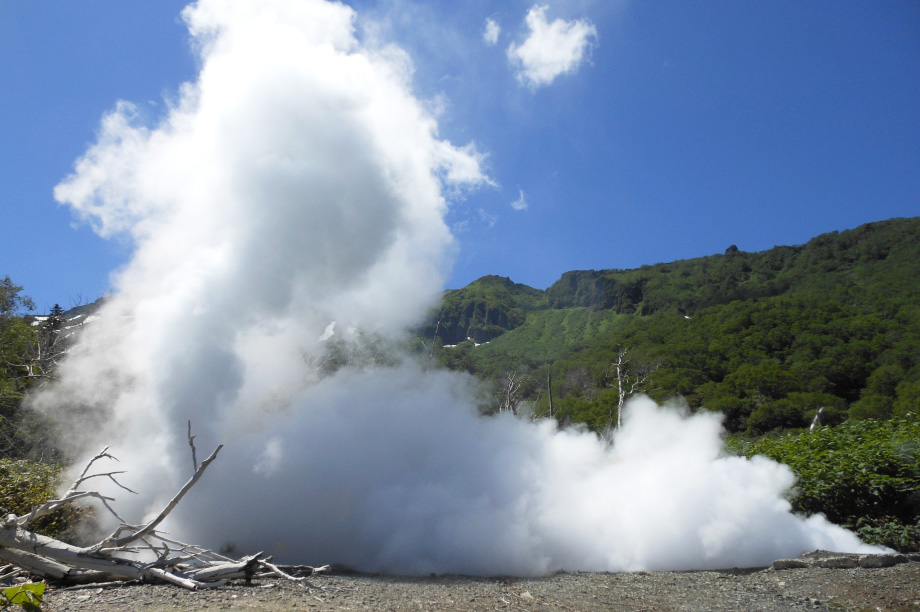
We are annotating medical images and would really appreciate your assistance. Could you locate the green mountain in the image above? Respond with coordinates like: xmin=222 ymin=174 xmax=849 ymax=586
xmin=419 ymin=275 xmax=547 ymax=345
xmin=421 ymin=217 xmax=920 ymax=434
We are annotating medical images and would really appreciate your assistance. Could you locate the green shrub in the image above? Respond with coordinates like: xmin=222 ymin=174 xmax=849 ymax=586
xmin=848 ymin=394 xmax=894 ymax=420
xmin=730 ymin=413 xmax=920 ymax=551
xmin=1 ymin=581 xmax=45 ymax=611
xmin=852 ymin=516 xmax=920 ymax=552
xmin=0 ymin=460 xmax=83 ymax=540
xmin=893 ymin=379 xmax=920 ymax=418
xmin=747 ymin=399 xmax=808 ymax=435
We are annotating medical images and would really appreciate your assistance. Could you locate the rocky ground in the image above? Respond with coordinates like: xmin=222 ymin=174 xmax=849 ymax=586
xmin=36 ymin=552 xmax=920 ymax=611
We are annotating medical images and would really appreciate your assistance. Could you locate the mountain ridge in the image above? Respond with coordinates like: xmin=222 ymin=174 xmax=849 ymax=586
xmin=425 ymin=216 xmax=919 ymax=344
xmin=421 ymin=216 xmax=920 ymax=434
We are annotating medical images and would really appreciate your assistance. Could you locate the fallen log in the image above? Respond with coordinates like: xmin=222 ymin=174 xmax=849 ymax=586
xmin=0 ymin=439 xmax=326 ymax=589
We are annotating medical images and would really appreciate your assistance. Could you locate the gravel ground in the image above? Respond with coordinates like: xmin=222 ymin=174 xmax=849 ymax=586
xmin=39 ymin=554 xmax=920 ymax=612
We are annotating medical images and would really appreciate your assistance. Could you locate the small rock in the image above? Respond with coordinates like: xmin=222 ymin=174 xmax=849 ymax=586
xmin=772 ymin=559 xmax=810 ymax=570
xmin=814 ymin=557 xmax=858 ymax=569
xmin=858 ymin=554 xmax=908 ymax=568
xmin=520 ymin=591 xmax=534 ymax=601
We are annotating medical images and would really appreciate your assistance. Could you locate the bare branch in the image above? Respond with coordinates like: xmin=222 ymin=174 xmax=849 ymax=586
xmin=17 ymin=448 xmax=137 ymax=528
xmin=103 ymin=444 xmax=223 ymax=549
xmin=0 ymin=439 xmax=320 ymax=591
xmin=188 ymin=420 xmax=198 ymax=472
xmin=17 ymin=490 xmax=125 ymax=528
xmin=68 ymin=446 xmax=124 ymax=491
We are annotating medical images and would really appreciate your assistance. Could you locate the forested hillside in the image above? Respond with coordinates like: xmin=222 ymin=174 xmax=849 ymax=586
xmin=421 ymin=217 xmax=920 ymax=435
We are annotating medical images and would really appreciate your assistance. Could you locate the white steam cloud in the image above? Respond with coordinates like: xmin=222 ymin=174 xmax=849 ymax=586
xmin=39 ymin=0 xmax=878 ymax=576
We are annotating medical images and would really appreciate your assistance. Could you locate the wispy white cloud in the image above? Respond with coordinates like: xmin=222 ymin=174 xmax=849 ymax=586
xmin=507 ymin=5 xmax=597 ymax=89
xmin=510 ymin=188 xmax=528 ymax=211
xmin=483 ymin=17 xmax=501 ymax=46
xmin=478 ymin=207 xmax=498 ymax=228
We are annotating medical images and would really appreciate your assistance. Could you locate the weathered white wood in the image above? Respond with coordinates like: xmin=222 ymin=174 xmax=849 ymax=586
xmin=0 ymin=546 xmax=105 ymax=582
xmin=94 ymin=444 xmax=223 ymax=551
xmin=184 ymin=553 xmax=262 ymax=582
xmin=0 ymin=442 xmax=313 ymax=590
xmin=0 ymin=523 xmax=154 ymax=581
xmin=17 ymin=490 xmax=123 ymax=528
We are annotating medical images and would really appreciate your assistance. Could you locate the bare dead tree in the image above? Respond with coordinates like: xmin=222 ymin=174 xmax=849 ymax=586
xmin=423 ymin=318 xmax=442 ymax=374
xmin=527 ymin=372 xmax=555 ymax=423
xmin=607 ymin=347 xmax=661 ymax=431
xmin=0 ymin=441 xmax=328 ymax=589
xmin=809 ymin=407 xmax=824 ymax=432
xmin=12 ymin=304 xmax=87 ymax=384
xmin=496 ymin=369 xmax=530 ymax=416
xmin=300 ymin=349 xmax=334 ymax=375
xmin=562 ymin=366 xmax=596 ymax=402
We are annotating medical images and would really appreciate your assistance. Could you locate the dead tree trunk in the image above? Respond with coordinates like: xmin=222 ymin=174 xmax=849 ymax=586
xmin=609 ymin=347 xmax=661 ymax=431
xmin=0 ymin=443 xmax=326 ymax=589
xmin=498 ymin=370 xmax=529 ymax=416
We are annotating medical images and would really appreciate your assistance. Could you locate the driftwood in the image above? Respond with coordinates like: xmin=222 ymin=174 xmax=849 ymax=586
xmin=0 ymin=440 xmax=327 ymax=590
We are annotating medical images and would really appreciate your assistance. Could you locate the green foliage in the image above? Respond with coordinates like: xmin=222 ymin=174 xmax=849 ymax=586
xmin=0 ymin=280 xmax=101 ymax=460
xmin=848 ymin=394 xmax=894 ymax=421
xmin=1 ymin=582 xmax=45 ymax=612
xmin=552 ymin=389 xmax=619 ymax=433
xmin=730 ymin=413 xmax=920 ymax=551
xmin=0 ymin=460 xmax=83 ymax=540
xmin=851 ymin=516 xmax=920 ymax=553
xmin=1 ymin=279 xmax=41 ymax=459
xmin=1 ymin=316 xmax=35 ymax=415
xmin=423 ymin=217 xmax=920 ymax=434
xmin=0 ymin=277 xmax=34 ymax=319
xmin=893 ymin=379 xmax=920 ymax=418
xmin=747 ymin=398 xmax=808 ymax=435
xmin=419 ymin=276 xmax=546 ymax=345
xmin=746 ymin=393 xmax=847 ymax=435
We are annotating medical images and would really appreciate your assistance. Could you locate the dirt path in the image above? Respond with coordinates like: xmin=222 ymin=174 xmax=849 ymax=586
xmin=39 ymin=554 xmax=920 ymax=612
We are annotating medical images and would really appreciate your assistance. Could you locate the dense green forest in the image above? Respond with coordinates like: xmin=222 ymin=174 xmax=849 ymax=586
xmin=420 ymin=217 xmax=920 ymax=436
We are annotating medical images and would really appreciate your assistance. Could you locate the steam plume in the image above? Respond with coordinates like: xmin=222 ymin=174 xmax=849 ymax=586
xmin=38 ymin=0 xmax=877 ymax=575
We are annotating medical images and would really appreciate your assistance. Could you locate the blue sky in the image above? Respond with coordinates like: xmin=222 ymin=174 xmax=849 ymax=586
xmin=3 ymin=1 xmax=919 ymax=312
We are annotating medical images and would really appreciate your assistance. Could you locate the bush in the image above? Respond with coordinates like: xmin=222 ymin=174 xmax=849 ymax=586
xmin=730 ymin=413 xmax=920 ymax=551
xmin=893 ymin=379 xmax=920 ymax=418
xmin=746 ymin=399 xmax=808 ymax=435
xmin=848 ymin=394 xmax=894 ymax=420
xmin=746 ymin=392 xmax=848 ymax=435
xmin=852 ymin=516 xmax=920 ymax=552
xmin=0 ymin=459 xmax=84 ymax=540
